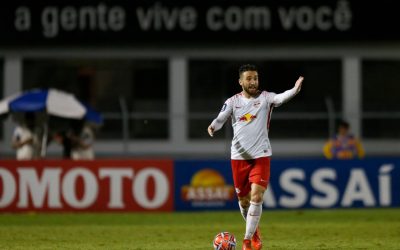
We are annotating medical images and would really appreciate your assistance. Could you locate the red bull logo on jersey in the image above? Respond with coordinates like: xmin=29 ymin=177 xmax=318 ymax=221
xmin=239 ymin=113 xmax=257 ymax=122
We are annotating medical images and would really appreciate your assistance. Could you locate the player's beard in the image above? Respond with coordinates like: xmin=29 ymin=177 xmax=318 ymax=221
xmin=243 ymin=84 xmax=259 ymax=97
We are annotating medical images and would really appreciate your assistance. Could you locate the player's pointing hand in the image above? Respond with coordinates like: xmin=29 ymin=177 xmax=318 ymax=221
xmin=208 ymin=125 xmax=215 ymax=137
xmin=295 ymin=76 xmax=304 ymax=94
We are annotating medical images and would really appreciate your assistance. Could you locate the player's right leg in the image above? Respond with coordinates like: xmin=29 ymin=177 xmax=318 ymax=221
xmin=231 ymin=159 xmax=253 ymax=250
xmin=231 ymin=159 xmax=252 ymax=220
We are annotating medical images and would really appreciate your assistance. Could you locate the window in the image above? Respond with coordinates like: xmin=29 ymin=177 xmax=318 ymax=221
xmin=362 ymin=60 xmax=400 ymax=138
xmin=23 ymin=59 xmax=169 ymax=140
xmin=189 ymin=59 xmax=342 ymax=139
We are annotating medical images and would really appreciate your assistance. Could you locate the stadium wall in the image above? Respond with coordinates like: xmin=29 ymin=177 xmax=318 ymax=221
xmin=0 ymin=158 xmax=399 ymax=212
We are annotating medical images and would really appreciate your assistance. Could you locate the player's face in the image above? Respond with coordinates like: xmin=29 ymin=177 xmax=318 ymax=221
xmin=239 ymin=71 xmax=259 ymax=97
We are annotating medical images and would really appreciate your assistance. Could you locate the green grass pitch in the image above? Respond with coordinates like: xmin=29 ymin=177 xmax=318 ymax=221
xmin=0 ymin=208 xmax=399 ymax=249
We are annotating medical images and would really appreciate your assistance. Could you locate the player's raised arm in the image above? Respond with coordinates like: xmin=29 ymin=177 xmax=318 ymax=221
xmin=272 ymin=76 xmax=304 ymax=107
xmin=207 ymin=99 xmax=233 ymax=137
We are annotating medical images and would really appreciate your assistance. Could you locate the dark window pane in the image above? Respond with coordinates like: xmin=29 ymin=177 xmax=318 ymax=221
xmin=130 ymin=119 xmax=168 ymax=139
xmin=189 ymin=60 xmax=341 ymax=139
xmin=97 ymin=118 xmax=123 ymax=140
xmin=363 ymin=118 xmax=400 ymax=138
xmin=269 ymin=119 xmax=330 ymax=139
xmin=23 ymin=59 xmax=168 ymax=140
xmin=363 ymin=60 xmax=400 ymax=111
xmin=362 ymin=60 xmax=400 ymax=138
xmin=189 ymin=119 xmax=230 ymax=139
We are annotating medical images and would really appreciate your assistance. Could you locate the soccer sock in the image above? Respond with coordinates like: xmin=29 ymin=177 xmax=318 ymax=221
xmin=244 ymin=201 xmax=263 ymax=240
xmin=238 ymin=201 xmax=249 ymax=221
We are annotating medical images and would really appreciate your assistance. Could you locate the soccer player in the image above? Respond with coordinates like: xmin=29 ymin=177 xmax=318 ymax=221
xmin=207 ymin=64 xmax=303 ymax=250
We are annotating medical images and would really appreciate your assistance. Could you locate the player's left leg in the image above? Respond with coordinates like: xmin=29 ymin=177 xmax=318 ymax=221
xmin=248 ymin=183 xmax=265 ymax=250
xmin=239 ymin=194 xmax=253 ymax=250
xmin=245 ymin=157 xmax=271 ymax=250
xmin=244 ymin=183 xmax=265 ymax=240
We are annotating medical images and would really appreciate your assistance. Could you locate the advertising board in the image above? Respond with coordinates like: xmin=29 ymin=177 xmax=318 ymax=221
xmin=1 ymin=158 xmax=398 ymax=212
xmin=174 ymin=158 xmax=400 ymax=210
xmin=0 ymin=159 xmax=174 ymax=212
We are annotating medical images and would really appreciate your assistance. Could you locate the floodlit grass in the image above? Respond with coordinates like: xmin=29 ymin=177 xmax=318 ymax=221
xmin=0 ymin=208 xmax=399 ymax=249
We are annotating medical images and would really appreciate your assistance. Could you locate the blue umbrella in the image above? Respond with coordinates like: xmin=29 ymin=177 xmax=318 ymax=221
xmin=0 ymin=88 xmax=102 ymax=125
xmin=82 ymin=101 xmax=104 ymax=126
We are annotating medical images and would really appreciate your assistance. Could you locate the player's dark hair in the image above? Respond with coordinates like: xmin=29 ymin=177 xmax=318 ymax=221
xmin=239 ymin=64 xmax=258 ymax=77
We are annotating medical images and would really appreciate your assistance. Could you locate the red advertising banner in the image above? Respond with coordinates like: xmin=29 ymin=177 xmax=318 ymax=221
xmin=0 ymin=159 xmax=174 ymax=212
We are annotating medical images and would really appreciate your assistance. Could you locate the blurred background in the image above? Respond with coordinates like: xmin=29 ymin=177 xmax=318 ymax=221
xmin=1 ymin=0 xmax=399 ymax=159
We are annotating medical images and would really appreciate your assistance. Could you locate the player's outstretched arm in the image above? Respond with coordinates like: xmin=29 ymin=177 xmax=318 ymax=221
xmin=273 ymin=76 xmax=304 ymax=106
xmin=207 ymin=99 xmax=233 ymax=137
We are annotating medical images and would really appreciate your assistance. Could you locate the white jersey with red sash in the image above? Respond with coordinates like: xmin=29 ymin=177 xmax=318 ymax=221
xmin=211 ymin=91 xmax=276 ymax=160
xmin=210 ymin=85 xmax=300 ymax=160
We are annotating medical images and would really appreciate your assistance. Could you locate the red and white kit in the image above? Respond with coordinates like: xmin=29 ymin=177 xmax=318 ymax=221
xmin=210 ymin=86 xmax=300 ymax=196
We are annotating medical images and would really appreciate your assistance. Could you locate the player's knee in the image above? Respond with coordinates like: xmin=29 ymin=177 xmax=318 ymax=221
xmin=250 ymin=192 xmax=264 ymax=204
xmin=239 ymin=198 xmax=250 ymax=208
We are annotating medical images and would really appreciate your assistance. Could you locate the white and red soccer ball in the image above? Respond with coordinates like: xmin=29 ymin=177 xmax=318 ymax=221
xmin=213 ymin=232 xmax=236 ymax=250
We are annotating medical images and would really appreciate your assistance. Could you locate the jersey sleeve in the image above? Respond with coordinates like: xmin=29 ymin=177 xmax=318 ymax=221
xmin=263 ymin=91 xmax=277 ymax=104
xmin=272 ymin=84 xmax=300 ymax=107
xmin=210 ymin=98 xmax=233 ymax=132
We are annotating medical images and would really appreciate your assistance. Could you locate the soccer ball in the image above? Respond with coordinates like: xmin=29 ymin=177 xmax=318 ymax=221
xmin=213 ymin=232 xmax=236 ymax=250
